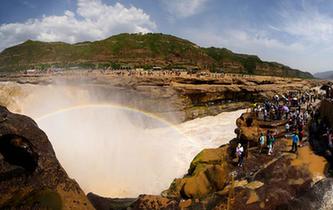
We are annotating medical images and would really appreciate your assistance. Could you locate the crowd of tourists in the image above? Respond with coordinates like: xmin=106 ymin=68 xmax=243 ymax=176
xmin=235 ymin=89 xmax=321 ymax=167
xmin=252 ymin=91 xmax=318 ymax=122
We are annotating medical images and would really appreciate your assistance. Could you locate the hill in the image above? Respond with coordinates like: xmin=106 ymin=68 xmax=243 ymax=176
xmin=0 ymin=33 xmax=313 ymax=78
xmin=314 ymin=71 xmax=333 ymax=79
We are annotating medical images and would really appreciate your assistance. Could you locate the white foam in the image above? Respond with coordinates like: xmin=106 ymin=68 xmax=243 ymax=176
xmin=0 ymin=82 xmax=243 ymax=197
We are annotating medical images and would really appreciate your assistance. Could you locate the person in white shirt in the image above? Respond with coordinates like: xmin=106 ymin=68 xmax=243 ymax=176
xmin=236 ymin=143 xmax=244 ymax=167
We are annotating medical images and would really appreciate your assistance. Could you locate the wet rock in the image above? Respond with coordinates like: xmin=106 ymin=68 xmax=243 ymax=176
xmin=0 ymin=134 xmax=38 ymax=173
xmin=87 ymin=192 xmax=137 ymax=210
xmin=276 ymin=178 xmax=333 ymax=210
xmin=130 ymin=195 xmax=178 ymax=210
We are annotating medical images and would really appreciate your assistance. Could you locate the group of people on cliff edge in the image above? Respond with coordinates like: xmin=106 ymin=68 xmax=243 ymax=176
xmin=235 ymin=89 xmax=320 ymax=167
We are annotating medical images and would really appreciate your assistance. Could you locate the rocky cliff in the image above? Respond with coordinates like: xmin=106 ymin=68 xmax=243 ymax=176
xmin=0 ymin=106 xmax=94 ymax=209
xmin=0 ymin=73 xmax=321 ymax=123
xmin=0 ymin=73 xmax=325 ymax=209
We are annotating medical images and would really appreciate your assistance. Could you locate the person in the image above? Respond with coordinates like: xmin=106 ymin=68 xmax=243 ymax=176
xmin=285 ymin=123 xmax=290 ymax=133
xmin=291 ymin=131 xmax=299 ymax=153
xmin=298 ymin=127 xmax=304 ymax=147
xmin=254 ymin=106 xmax=259 ymax=118
xmin=267 ymin=135 xmax=274 ymax=155
xmin=274 ymin=94 xmax=279 ymax=105
xmin=304 ymin=111 xmax=309 ymax=124
xmin=266 ymin=130 xmax=271 ymax=144
xmin=251 ymin=103 xmax=257 ymax=112
xmin=236 ymin=143 xmax=244 ymax=167
xmin=264 ymin=109 xmax=268 ymax=121
xmin=266 ymin=130 xmax=274 ymax=155
xmin=285 ymin=108 xmax=289 ymax=120
xmin=258 ymin=132 xmax=265 ymax=153
xmin=323 ymin=129 xmax=333 ymax=149
xmin=328 ymin=130 xmax=333 ymax=149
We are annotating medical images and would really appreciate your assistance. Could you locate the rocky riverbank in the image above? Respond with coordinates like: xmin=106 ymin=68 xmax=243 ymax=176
xmin=154 ymin=109 xmax=328 ymax=210
xmin=0 ymin=73 xmax=328 ymax=210
xmin=0 ymin=100 xmax=330 ymax=210
xmin=85 ymin=98 xmax=332 ymax=210
xmin=25 ymin=95 xmax=322 ymax=210
xmin=0 ymin=72 xmax=322 ymax=122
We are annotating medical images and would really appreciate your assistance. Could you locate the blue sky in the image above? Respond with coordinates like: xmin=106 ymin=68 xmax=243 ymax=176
xmin=1 ymin=0 xmax=333 ymax=73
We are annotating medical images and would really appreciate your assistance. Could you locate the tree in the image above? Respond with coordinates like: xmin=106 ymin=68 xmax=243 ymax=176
xmin=243 ymin=58 xmax=256 ymax=74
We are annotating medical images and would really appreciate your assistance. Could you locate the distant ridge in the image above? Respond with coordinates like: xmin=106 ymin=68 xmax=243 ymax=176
xmin=0 ymin=33 xmax=313 ymax=78
xmin=314 ymin=71 xmax=333 ymax=80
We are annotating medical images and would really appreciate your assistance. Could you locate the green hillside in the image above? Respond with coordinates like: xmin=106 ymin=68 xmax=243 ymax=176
xmin=0 ymin=33 xmax=313 ymax=78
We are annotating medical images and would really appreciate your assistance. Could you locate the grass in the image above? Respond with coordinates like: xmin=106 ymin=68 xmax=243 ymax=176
xmin=0 ymin=33 xmax=313 ymax=78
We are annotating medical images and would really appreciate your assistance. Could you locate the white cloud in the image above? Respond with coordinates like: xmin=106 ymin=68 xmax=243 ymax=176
xmin=0 ymin=0 xmax=156 ymax=51
xmin=277 ymin=1 xmax=333 ymax=43
xmin=180 ymin=1 xmax=333 ymax=73
xmin=161 ymin=0 xmax=209 ymax=18
xmin=184 ymin=27 xmax=303 ymax=54
xmin=181 ymin=27 xmax=311 ymax=71
xmin=21 ymin=1 xmax=36 ymax=9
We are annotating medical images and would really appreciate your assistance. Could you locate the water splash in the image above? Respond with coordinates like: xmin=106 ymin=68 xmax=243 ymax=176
xmin=37 ymin=105 xmax=196 ymax=197
xmin=0 ymin=82 xmax=243 ymax=197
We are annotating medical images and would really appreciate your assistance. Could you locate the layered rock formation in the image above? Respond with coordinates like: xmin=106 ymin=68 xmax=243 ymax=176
xmin=0 ymin=106 xmax=93 ymax=209
xmin=0 ymin=73 xmax=322 ymax=123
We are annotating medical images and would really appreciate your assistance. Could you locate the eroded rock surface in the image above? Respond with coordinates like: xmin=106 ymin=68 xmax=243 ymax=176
xmin=162 ymin=146 xmax=231 ymax=199
xmin=0 ymin=106 xmax=93 ymax=209
xmin=0 ymin=73 xmax=323 ymax=122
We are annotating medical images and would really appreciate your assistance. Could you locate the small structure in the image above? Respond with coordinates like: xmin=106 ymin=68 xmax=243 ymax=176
xmin=153 ymin=66 xmax=162 ymax=71
xmin=25 ymin=69 xmax=36 ymax=75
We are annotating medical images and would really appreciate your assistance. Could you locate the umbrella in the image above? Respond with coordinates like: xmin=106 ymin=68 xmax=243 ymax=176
xmin=282 ymin=106 xmax=289 ymax=112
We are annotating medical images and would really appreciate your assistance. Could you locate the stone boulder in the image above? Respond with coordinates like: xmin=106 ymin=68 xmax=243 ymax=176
xmin=236 ymin=113 xmax=288 ymax=145
xmin=236 ymin=113 xmax=260 ymax=143
xmin=163 ymin=146 xmax=231 ymax=199
xmin=276 ymin=178 xmax=333 ymax=210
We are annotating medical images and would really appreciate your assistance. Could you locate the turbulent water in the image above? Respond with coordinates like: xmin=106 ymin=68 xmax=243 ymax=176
xmin=0 ymin=82 xmax=243 ymax=197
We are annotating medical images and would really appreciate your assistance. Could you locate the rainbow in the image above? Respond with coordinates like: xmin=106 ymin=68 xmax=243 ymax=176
xmin=36 ymin=103 xmax=193 ymax=142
